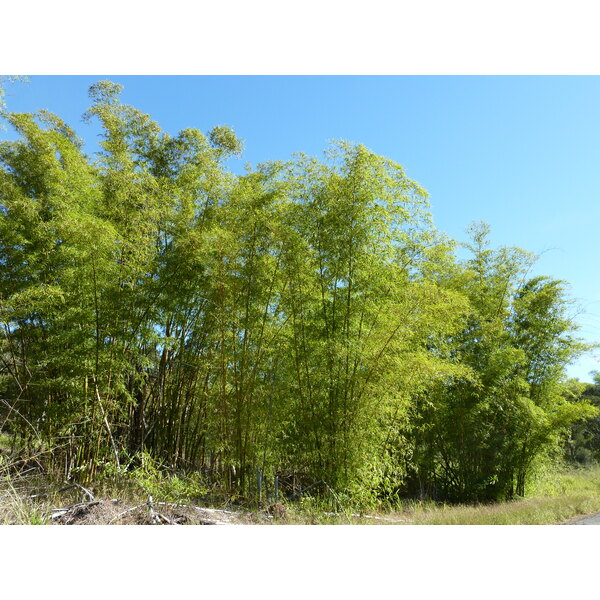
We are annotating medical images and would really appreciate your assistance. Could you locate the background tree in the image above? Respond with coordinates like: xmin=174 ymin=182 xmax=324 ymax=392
xmin=566 ymin=374 xmax=600 ymax=464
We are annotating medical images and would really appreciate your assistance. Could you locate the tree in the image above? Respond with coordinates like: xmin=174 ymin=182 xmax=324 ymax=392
xmin=398 ymin=223 xmax=596 ymax=502
xmin=565 ymin=374 xmax=600 ymax=464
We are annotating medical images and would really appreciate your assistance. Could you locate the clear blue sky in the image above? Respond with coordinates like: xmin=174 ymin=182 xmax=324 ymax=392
xmin=3 ymin=75 xmax=599 ymax=381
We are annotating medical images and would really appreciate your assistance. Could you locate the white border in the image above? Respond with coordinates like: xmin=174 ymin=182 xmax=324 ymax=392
xmin=2 ymin=1 xmax=600 ymax=75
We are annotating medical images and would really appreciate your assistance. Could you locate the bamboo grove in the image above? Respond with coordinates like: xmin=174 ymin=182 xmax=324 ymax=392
xmin=0 ymin=82 xmax=595 ymax=504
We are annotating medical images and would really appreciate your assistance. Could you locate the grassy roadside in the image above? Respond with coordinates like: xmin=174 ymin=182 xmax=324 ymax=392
xmin=407 ymin=467 xmax=600 ymax=525
xmin=405 ymin=493 xmax=600 ymax=525
xmin=282 ymin=493 xmax=600 ymax=525
xmin=405 ymin=466 xmax=600 ymax=524
xmin=282 ymin=467 xmax=600 ymax=525
xmin=3 ymin=463 xmax=600 ymax=525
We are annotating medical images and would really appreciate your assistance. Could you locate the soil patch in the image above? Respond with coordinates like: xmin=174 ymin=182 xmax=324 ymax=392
xmin=50 ymin=498 xmax=267 ymax=525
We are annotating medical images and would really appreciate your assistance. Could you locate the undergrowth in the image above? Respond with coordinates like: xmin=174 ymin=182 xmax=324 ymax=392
xmin=3 ymin=455 xmax=600 ymax=525
xmin=119 ymin=452 xmax=210 ymax=503
xmin=393 ymin=466 xmax=600 ymax=525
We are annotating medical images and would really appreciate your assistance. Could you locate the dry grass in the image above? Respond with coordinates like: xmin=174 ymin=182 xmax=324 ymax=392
xmin=404 ymin=494 xmax=600 ymax=525
xmin=0 ymin=471 xmax=269 ymax=525
xmin=2 ymin=464 xmax=600 ymax=525
xmin=0 ymin=480 xmax=52 ymax=525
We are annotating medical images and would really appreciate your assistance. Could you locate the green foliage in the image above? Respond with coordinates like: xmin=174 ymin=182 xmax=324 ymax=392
xmin=209 ymin=125 xmax=243 ymax=155
xmin=0 ymin=80 xmax=594 ymax=507
xmin=565 ymin=373 xmax=600 ymax=464
xmin=389 ymin=223 xmax=596 ymax=502
xmin=123 ymin=452 xmax=208 ymax=502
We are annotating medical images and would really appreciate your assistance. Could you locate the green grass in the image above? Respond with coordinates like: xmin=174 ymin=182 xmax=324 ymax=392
xmin=371 ymin=467 xmax=600 ymax=525
xmin=0 ymin=477 xmax=53 ymax=525
xmin=405 ymin=493 xmax=600 ymax=524
xmin=274 ymin=467 xmax=600 ymax=525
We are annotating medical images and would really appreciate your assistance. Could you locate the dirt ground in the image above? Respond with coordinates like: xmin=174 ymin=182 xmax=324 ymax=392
xmin=49 ymin=498 xmax=279 ymax=525
xmin=0 ymin=468 xmax=288 ymax=524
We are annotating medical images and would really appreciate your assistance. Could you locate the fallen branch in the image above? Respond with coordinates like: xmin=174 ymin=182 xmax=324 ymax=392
xmin=147 ymin=495 xmax=160 ymax=525
xmin=31 ymin=482 xmax=95 ymax=501
xmin=60 ymin=483 xmax=95 ymax=501
xmin=50 ymin=500 xmax=102 ymax=523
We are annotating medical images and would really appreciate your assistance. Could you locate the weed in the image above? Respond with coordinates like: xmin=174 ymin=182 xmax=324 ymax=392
xmin=124 ymin=452 xmax=209 ymax=503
